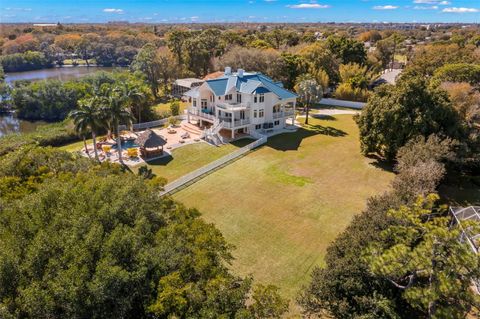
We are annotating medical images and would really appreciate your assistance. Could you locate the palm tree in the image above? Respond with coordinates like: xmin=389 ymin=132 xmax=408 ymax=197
xmin=295 ymin=75 xmax=323 ymax=125
xmin=114 ymin=82 xmax=145 ymax=123
xmin=102 ymin=87 xmax=134 ymax=165
xmin=70 ymin=98 xmax=102 ymax=162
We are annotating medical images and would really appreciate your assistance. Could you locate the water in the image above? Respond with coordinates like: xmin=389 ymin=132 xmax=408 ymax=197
xmin=0 ymin=113 xmax=45 ymax=137
xmin=112 ymin=140 xmax=138 ymax=150
xmin=5 ymin=66 xmax=117 ymax=85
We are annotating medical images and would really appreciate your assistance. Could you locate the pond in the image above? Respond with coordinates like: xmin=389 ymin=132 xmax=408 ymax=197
xmin=0 ymin=113 xmax=45 ymax=138
xmin=5 ymin=66 xmax=118 ymax=85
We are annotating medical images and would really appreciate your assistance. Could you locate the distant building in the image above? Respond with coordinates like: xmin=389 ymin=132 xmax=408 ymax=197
xmin=372 ymin=69 xmax=403 ymax=87
xmin=172 ymin=78 xmax=204 ymax=98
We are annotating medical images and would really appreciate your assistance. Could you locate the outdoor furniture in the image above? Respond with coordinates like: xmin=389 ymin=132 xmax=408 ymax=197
xmin=134 ymin=129 xmax=167 ymax=159
xmin=181 ymin=132 xmax=190 ymax=139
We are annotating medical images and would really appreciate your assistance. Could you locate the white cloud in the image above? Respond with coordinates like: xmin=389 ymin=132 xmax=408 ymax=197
xmin=286 ymin=3 xmax=331 ymax=9
xmin=413 ymin=5 xmax=438 ymax=9
xmin=442 ymin=7 xmax=479 ymax=13
xmin=413 ymin=0 xmax=449 ymax=4
xmin=102 ymin=8 xmax=124 ymax=14
xmin=373 ymin=5 xmax=399 ymax=10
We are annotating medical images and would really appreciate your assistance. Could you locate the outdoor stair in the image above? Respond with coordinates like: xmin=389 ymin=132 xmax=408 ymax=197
xmin=182 ymin=123 xmax=203 ymax=135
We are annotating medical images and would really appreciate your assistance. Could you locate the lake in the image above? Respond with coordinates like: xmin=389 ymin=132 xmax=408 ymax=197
xmin=5 ymin=66 xmax=117 ymax=85
xmin=0 ymin=113 xmax=45 ymax=138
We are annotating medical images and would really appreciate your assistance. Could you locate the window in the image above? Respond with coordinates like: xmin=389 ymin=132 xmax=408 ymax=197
xmin=255 ymin=124 xmax=261 ymax=130
xmin=259 ymin=94 xmax=265 ymax=103
xmin=274 ymin=120 xmax=280 ymax=126
xmin=253 ymin=110 xmax=257 ymax=118
xmin=259 ymin=109 xmax=264 ymax=117
xmin=237 ymin=93 xmax=242 ymax=103
xmin=273 ymin=105 xmax=280 ymax=113
xmin=254 ymin=95 xmax=257 ymax=103
xmin=201 ymin=99 xmax=207 ymax=108
xmin=225 ymin=94 xmax=232 ymax=101
xmin=193 ymin=99 xmax=197 ymax=107
xmin=210 ymin=95 xmax=214 ymax=102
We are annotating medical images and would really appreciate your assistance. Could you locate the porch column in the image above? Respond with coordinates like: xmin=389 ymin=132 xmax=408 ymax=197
xmin=292 ymin=101 xmax=296 ymax=126
xmin=231 ymin=129 xmax=235 ymax=139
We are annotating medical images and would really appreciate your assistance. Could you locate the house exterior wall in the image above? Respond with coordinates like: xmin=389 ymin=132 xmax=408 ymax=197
xmin=186 ymin=76 xmax=296 ymax=135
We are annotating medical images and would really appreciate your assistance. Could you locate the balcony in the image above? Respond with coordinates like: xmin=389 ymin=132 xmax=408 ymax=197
xmin=216 ymin=102 xmax=250 ymax=111
xmin=188 ymin=108 xmax=216 ymax=121
xmin=273 ymin=109 xmax=295 ymax=119
xmin=222 ymin=118 xmax=251 ymax=128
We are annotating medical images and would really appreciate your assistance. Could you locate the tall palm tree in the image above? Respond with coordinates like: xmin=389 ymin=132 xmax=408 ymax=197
xmin=70 ymin=98 xmax=102 ymax=162
xmin=295 ymin=75 xmax=323 ymax=125
xmin=114 ymin=82 xmax=145 ymax=123
xmin=102 ymin=87 xmax=134 ymax=165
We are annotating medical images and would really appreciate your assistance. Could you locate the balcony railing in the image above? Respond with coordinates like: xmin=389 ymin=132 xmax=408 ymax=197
xmin=216 ymin=102 xmax=250 ymax=111
xmin=188 ymin=108 xmax=216 ymax=121
xmin=273 ymin=109 xmax=295 ymax=119
xmin=223 ymin=119 xmax=251 ymax=128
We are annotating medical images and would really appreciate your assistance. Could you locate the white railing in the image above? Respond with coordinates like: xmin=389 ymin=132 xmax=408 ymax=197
xmin=160 ymin=135 xmax=268 ymax=195
xmin=118 ymin=115 xmax=186 ymax=131
xmin=216 ymin=102 xmax=250 ymax=110
xmin=273 ymin=110 xmax=295 ymax=119
xmin=189 ymin=108 xmax=216 ymax=121
xmin=223 ymin=119 xmax=251 ymax=128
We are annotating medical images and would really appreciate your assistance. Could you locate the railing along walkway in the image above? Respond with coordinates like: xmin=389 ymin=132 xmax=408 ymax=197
xmin=160 ymin=135 xmax=268 ymax=196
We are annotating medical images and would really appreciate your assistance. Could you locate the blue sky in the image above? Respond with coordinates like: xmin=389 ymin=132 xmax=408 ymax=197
xmin=1 ymin=0 xmax=479 ymax=23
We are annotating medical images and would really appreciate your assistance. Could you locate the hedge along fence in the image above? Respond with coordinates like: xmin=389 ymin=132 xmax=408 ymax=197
xmin=118 ymin=115 xmax=187 ymax=131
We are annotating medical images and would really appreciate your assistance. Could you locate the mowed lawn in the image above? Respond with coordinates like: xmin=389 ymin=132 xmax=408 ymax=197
xmin=173 ymin=114 xmax=394 ymax=298
xmin=138 ymin=139 xmax=253 ymax=182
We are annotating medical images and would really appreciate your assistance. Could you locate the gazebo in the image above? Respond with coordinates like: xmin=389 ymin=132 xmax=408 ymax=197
xmin=134 ymin=129 xmax=167 ymax=159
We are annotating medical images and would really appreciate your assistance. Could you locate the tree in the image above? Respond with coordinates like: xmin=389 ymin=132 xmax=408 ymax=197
xmin=433 ymin=63 xmax=480 ymax=86
xmin=114 ymin=81 xmax=145 ymax=124
xmin=298 ymin=42 xmax=340 ymax=85
xmin=170 ymin=100 xmax=180 ymax=116
xmin=101 ymin=86 xmax=134 ymax=165
xmin=0 ymin=148 xmax=288 ymax=318
xmin=295 ymin=76 xmax=323 ymax=125
xmin=365 ymin=194 xmax=480 ymax=318
xmin=131 ymin=43 xmax=161 ymax=98
xmin=326 ymin=35 xmax=367 ymax=65
xmin=356 ymin=76 xmax=462 ymax=160
xmin=157 ymin=46 xmax=178 ymax=94
xmin=166 ymin=29 xmax=189 ymax=66
xmin=70 ymin=97 xmax=103 ymax=161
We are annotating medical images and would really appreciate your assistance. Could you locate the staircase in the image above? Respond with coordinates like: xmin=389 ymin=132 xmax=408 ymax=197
xmin=203 ymin=119 xmax=225 ymax=146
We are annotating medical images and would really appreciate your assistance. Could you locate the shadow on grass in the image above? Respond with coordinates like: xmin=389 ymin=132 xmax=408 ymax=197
xmin=267 ymin=124 xmax=347 ymax=151
xmin=311 ymin=114 xmax=336 ymax=121
xmin=439 ymin=173 xmax=480 ymax=206
xmin=146 ymin=154 xmax=174 ymax=166
xmin=366 ymin=154 xmax=394 ymax=173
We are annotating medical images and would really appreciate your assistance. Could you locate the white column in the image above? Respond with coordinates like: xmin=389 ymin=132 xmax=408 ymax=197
xmin=292 ymin=101 xmax=296 ymax=126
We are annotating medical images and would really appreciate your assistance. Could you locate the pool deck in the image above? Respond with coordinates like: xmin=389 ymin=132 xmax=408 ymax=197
xmin=80 ymin=120 xmax=204 ymax=166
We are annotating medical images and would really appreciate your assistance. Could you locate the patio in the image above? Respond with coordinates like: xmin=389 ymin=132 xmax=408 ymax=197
xmin=80 ymin=120 xmax=204 ymax=166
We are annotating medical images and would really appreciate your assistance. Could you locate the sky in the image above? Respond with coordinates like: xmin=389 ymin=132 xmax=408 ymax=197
xmin=1 ymin=0 xmax=479 ymax=23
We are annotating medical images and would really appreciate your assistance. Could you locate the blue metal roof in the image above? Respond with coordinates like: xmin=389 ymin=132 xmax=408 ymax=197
xmin=205 ymin=72 xmax=297 ymax=100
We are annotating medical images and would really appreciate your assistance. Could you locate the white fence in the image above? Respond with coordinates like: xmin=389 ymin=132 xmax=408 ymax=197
xmin=160 ymin=135 xmax=268 ymax=195
xmin=119 ymin=115 xmax=187 ymax=131
xmin=318 ymin=98 xmax=366 ymax=109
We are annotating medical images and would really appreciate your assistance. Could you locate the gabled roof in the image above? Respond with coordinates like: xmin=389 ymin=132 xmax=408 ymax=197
xmin=203 ymin=72 xmax=297 ymax=100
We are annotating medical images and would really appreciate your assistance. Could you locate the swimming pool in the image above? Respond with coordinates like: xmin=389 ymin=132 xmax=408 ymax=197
xmin=112 ymin=140 xmax=138 ymax=149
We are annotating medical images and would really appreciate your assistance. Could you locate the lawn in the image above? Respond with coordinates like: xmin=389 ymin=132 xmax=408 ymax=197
xmin=173 ymin=114 xmax=394 ymax=298
xmin=137 ymin=139 xmax=253 ymax=182
xmin=153 ymin=101 xmax=188 ymax=117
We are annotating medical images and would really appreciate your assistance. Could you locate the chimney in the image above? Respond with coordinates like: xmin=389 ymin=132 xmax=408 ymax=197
xmin=238 ymin=69 xmax=244 ymax=78
xmin=224 ymin=66 xmax=231 ymax=75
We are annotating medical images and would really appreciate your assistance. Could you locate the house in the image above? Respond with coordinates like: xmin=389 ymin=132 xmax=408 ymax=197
xmin=184 ymin=67 xmax=297 ymax=141
xmin=449 ymin=206 xmax=480 ymax=293
xmin=172 ymin=78 xmax=204 ymax=98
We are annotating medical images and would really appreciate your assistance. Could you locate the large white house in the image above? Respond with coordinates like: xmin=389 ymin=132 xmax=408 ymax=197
xmin=184 ymin=67 xmax=297 ymax=141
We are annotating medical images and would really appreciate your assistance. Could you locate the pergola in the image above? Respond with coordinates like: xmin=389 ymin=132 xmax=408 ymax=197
xmin=134 ymin=129 xmax=167 ymax=159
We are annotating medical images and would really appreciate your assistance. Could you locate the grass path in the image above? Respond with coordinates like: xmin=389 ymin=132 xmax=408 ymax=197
xmin=173 ymin=115 xmax=394 ymax=298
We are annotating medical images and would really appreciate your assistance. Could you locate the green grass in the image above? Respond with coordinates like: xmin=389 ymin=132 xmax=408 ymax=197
xmin=57 ymin=139 xmax=90 ymax=152
xmin=153 ymin=101 xmax=188 ymax=117
xmin=137 ymin=139 xmax=254 ymax=183
xmin=173 ymin=115 xmax=394 ymax=298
